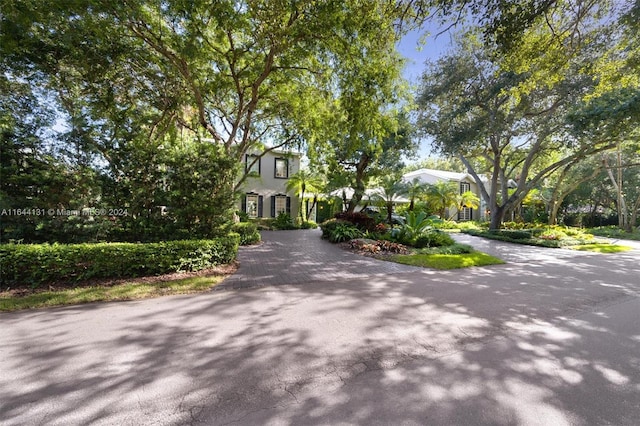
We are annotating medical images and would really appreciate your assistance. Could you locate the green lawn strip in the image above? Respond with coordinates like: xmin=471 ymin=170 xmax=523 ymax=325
xmin=0 ymin=275 xmax=225 ymax=312
xmin=570 ymin=244 xmax=633 ymax=253
xmin=389 ymin=251 xmax=505 ymax=269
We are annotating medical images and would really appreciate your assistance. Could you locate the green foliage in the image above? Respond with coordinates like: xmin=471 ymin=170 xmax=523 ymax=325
xmin=587 ymin=226 xmax=640 ymax=241
xmin=319 ymin=219 xmax=348 ymax=239
xmin=493 ymin=229 xmax=534 ymax=240
xmin=334 ymin=211 xmax=377 ymax=231
xmin=416 ymin=243 xmax=474 ymax=255
xmin=324 ymin=223 xmax=363 ymax=243
xmin=451 ymin=221 xmax=482 ymax=231
xmin=396 ymin=211 xmax=442 ymax=243
xmin=0 ymin=235 xmax=240 ymax=289
xmin=299 ymin=221 xmax=318 ymax=230
xmin=465 ymin=226 xmax=597 ymax=248
xmin=414 ymin=230 xmax=455 ymax=248
xmin=231 ymin=222 xmax=261 ymax=245
xmin=272 ymin=213 xmax=297 ymax=230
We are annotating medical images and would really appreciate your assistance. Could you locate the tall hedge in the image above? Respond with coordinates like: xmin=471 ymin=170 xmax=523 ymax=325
xmin=0 ymin=234 xmax=240 ymax=288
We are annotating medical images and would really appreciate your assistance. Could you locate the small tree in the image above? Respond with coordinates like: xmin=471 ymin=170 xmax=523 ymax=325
xmin=370 ymin=175 xmax=408 ymax=224
xmin=453 ymin=190 xmax=480 ymax=220
xmin=405 ymin=178 xmax=427 ymax=211
xmin=425 ymin=181 xmax=459 ymax=219
xmin=286 ymin=169 xmax=324 ymax=221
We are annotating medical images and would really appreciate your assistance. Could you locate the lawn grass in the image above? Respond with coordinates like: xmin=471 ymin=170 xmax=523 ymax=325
xmin=570 ymin=244 xmax=633 ymax=253
xmin=0 ymin=275 xmax=226 ymax=312
xmin=390 ymin=252 xmax=505 ymax=269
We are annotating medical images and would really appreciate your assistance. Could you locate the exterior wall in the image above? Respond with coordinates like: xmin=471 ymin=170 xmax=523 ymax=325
xmin=402 ymin=169 xmax=487 ymax=221
xmin=237 ymin=150 xmax=300 ymax=219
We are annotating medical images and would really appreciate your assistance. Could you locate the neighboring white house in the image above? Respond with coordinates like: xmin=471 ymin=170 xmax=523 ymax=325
xmin=402 ymin=168 xmax=488 ymax=221
xmin=237 ymin=149 xmax=301 ymax=219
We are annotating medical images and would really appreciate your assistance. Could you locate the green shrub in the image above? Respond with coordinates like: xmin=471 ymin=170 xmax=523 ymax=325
xmin=272 ymin=213 xmax=297 ymax=230
xmin=320 ymin=219 xmax=349 ymax=239
xmin=334 ymin=212 xmax=376 ymax=231
xmin=327 ymin=223 xmax=363 ymax=243
xmin=251 ymin=218 xmax=274 ymax=231
xmin=453 ymin=221 xmax=482 ymax=231
xmin=414 ymin=230 xmax=455 ymax=248
xmin=494 ymin=230 xmax=533 ymax=240
xmin=300 ymin=221 xmax=318 ymax=229
xmin=231 ymin=222 xmax=261 ymax=245
xmin=0 ymin=235 xmax=240 ymax=289
xmin=395 ymin=212 xmax=442 ymax=243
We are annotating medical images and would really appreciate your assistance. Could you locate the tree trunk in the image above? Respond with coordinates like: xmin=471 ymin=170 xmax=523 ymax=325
xmin=489 ymin=204 xmax=506 ymax=230
xmin=308 ymin=195 xmax=318 ymax=222
xmin=347 ymin=153 xmax=370 ymax=213
xmin=603 ymin=152 xmax=629 ymax=231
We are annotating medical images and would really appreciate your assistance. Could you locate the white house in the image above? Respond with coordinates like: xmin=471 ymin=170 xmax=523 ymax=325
xmin=237 ymin=149 xmax=301 ymax=219
xmin=402 ymin=168 xmax=488 ymax=221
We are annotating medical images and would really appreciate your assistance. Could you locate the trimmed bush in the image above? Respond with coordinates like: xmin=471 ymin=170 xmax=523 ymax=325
xmin=232 ymin=222 xmax=261 ymax=245
xmin=414 ymin=230 xmax=455 ymax=248
xmin=0 ymin=235 xmax=240 ymax=289
xmin=493 ymin=229 xmax=532 ymax=240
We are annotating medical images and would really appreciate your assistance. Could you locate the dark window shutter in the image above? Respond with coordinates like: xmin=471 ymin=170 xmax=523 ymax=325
xmin=286 ymin=197 xmax=291 ymax=215
xmin=271 ymin=196 xmax=276 ymax=217
xmin=258 ymin=196 xmax=263 ymax=217
xmin=241 ymin=195 xmax=247 ymax=213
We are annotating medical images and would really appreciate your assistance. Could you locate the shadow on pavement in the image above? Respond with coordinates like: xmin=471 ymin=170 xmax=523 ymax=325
xmin=1 ymin=233 xmax=639 ymax=425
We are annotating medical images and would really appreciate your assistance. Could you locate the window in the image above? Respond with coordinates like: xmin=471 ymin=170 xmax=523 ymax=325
xmin=274 ymin=158 xmax=288 ymax=179
xmin=245 ymin=154 xmax=260 ymax=175
xmin=459 ymin=182 xmax=472 ymax=221
xmin=245 ymin=194 xmax=259 ymax=218
xmin=270 ymin=195 xmax=290 ymax=217
xmin=274 ymin=195 xmax=287 ymax=216
xmin=458 ymin=207 xmax=472 ymax=221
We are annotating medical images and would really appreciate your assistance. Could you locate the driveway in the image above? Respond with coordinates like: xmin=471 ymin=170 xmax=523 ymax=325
xmin=219 ymin=229 xmax=422 ymax=289
xmin=1 ymin=231 xmax=639 ymax=425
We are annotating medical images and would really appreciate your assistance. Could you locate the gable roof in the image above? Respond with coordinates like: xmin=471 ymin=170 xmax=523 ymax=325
xmin=403 ymin=168 xmax=468 ymax=182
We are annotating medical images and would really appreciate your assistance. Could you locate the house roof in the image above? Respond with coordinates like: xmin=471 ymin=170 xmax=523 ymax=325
xmin=329 ymin=187 xmax=409 ymax=203
xmin=402 ymin=168 xmax=487 ymax=184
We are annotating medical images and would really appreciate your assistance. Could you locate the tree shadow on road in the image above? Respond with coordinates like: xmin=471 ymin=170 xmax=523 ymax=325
xmin=1 ymin=246 xmax=639 ymax=425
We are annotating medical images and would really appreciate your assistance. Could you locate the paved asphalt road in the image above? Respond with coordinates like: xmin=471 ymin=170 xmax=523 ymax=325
xmin=1 ymin=230 xmax=639 ymax=425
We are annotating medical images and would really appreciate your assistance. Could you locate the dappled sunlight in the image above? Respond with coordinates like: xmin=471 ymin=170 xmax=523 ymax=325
xmin=2 ymin=231 xmax=640 ymax=424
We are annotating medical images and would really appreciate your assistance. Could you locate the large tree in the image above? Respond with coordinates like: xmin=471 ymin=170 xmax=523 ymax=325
xmin=1 ymin=0 xmax=414 ymax=233
xmin=416 ymin=11 xmax=624 ymax=229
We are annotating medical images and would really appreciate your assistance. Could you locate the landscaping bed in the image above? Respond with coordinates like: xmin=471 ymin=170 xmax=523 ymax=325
xmin=0 ymin=263 xmax=237 ymax=311
xmin=323 ymin=211 xmax=505 ymax=270
xmin=462 ymin=224 xmax=632 ymax=251
xmin=1 ymin=235 xmax=240 ymax=290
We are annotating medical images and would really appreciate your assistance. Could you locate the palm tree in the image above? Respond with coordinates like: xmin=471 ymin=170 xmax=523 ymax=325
xmin=425 ymin=181 xmax=458 ymax=219
xmin=453 ymin=190 xmax=480 ymax=220
xmin=371 ymin=175 xmax=408 ymax=224
xmin=405 ymin=177 xmax=427 ymax=211
xmin=286 ymin=169 xmax=324 ymax=221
